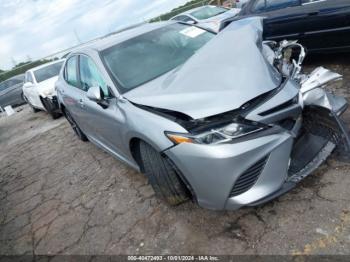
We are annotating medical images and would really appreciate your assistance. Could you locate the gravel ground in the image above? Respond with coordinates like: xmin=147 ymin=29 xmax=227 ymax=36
xmin=0 ymin=54 xmax=350 ymax=256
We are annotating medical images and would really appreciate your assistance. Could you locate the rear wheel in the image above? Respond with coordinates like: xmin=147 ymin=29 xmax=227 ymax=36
xmin=139 ymin=141 xmax=190 ymax=206
xmin=64 ymin=109 xmax=88 ymax=142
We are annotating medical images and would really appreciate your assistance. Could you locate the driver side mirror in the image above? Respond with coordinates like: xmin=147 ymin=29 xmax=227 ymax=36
xmin=187 ymin=20 xmax=197 ymax=25
xmin=86 ymin=86 xmax=109 ymax=109
xmin=23 ymin=82 xmax=33 ymax=88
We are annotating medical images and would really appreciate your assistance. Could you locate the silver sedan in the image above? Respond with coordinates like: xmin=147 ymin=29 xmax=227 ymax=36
xmin=56 ymin=19 xmax=350 ymax=210
xmin=170 ymin=5 xmax=240 ymax=32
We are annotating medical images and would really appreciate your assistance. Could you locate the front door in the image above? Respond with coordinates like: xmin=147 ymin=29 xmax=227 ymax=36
xmin=77 ymin=55 xmax=128 ymax=160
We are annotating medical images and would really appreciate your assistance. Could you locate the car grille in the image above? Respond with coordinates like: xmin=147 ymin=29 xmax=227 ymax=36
xmin=229 ymin=156 xmax=269 ymax=198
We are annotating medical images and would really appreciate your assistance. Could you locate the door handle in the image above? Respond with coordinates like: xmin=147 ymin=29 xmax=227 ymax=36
xmin=308 ymin=12 xmax=319 ymax=16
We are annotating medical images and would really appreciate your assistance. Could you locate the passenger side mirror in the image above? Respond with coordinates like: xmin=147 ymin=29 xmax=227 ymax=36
xmin=86 ymin=86 xmax=109 ymax=109
xmin=87 ymin=86 xmax=102 ymax=102
xmin=23 ymin=82 xmax=33 ymax=88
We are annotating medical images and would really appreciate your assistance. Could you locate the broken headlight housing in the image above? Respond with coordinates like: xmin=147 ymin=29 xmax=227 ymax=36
xmin=166 ymin=120 xmax=266 ymax=145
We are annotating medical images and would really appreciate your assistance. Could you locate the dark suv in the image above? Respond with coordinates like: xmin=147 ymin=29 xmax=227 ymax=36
xmin=236 ymin=0 xmax=350 ymax=52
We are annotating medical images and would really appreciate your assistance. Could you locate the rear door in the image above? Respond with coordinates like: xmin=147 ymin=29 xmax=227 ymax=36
xmin=299 ymin=0 xmax=350 ymax=51
xmin=61 ymin=55 xmax=91 ymax=133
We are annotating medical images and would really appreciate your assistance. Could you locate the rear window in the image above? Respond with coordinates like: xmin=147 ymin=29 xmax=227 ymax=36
xmin=190 ymin=6 xmax=228 ymax=20
xmin=101 ymin=24 xmax=214 ymax=93
xmin=34 ymin=61 xmax=64 ymax=83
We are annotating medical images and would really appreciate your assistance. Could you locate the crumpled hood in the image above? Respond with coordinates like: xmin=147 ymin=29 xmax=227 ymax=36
xmin=124 ymin=18 xmax=281 ymax=120
xmin=36 ymin=76 xmax=58 ymax=96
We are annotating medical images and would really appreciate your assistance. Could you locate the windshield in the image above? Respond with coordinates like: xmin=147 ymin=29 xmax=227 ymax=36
xmin=34 ymin=61 xmax=64 ymax=83
xmin=190 ymin=6 xmax=228 ymax=20
xmin=101 ymin=24 xmax=214 ymax=93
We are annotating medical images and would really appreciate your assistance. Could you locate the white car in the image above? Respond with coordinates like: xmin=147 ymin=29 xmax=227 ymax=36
xmin=22 ymin=60 xmax=64 ymax=119
xmin=170 ymin=5 xmax=240 ymax=33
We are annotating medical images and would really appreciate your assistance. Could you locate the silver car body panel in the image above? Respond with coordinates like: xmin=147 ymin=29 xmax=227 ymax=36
xmin=165 ymin=132 xmax=293 ymax=210
xmin=125 ymin=18 xmax=281 ymax=120
xmin=56 ymin=18 xmax=350 ymax=210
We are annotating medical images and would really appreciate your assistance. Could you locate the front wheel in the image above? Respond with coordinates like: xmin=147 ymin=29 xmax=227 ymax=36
xmin=49 ymin=111 xmax=62 ymax=120
xmin=139 ymin=141 xmax=190 ymax=206
xmin=41 ymin=98 xmax=61 ymax=120
xmin=64 ymin=109 xmax=88 ymax=142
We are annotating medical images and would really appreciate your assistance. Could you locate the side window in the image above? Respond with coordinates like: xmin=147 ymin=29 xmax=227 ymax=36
xmin=253 ymin=0 xmax=266 ymax=12
xmin=302 ymin=0 xmax=321 ymax=3
xmin=266 ymin=0 xmax=300 ymax=11
xmin=182 ymin=16 xmax=195 ymax=23
xmin=173 ymin=15 xmax=195 ymax=23
xmin=254 ymin=0 xmax=300 ymax=12
xmin=79 ymin=56 xmax=110 ymax=97
xmin=25 ymin=72 xmax=34 ymax=83
xmin=172 ymin=16 xmax=184 ymax=21
xmin=65 ymin=56 xmax=78 ymax=87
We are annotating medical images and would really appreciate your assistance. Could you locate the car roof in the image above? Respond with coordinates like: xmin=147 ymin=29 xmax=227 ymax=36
xmin=69 ymin=21 xmax=176 ymax=55
xmin=172 ymin=5 xmax=217 ymax=17
xmin=26 ymin=59 xmax=65 ymax=73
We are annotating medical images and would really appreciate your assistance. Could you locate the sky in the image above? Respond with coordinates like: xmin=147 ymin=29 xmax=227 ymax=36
xmin=0 ymin=0 xmax=190 ymax=70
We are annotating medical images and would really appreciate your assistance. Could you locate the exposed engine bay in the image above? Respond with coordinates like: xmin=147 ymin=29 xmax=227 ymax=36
xmin=267 ymin=39 xmax=350 ymax=188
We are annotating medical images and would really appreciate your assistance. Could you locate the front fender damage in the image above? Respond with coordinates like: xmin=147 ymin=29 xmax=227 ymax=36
xmin=250 ymin=66 xmax=350 ymax=207
xmin=301 ymin=67 xmax=350 ymax=152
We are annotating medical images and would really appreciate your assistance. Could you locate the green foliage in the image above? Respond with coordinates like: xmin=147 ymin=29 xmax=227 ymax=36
xmin=150 ymin=0 xmax=212 ymax=22
xmin=0 ymin=59 xmax=54 ymax=83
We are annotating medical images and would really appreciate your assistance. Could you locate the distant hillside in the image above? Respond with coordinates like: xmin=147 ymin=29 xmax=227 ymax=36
xmin=150 ymin=0 xmax=212 ymax=22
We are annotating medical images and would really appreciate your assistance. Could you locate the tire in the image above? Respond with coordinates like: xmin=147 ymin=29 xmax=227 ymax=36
xmin=50 ymin=111 xmax=62 ymax=120
xmin=63 ymin=109 xmax=88 ymax=142
xmin=139 ymin=141 xmax=190 ymax=206
xmin=41 ymin=98 xmax=62 ymax=120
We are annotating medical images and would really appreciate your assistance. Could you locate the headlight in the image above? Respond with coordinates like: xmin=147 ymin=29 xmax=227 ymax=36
xmin=166 ymin=121 xmax=266 ymax=145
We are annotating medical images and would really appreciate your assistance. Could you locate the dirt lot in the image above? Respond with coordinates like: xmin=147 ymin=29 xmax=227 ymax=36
xmin=1 ymin=54 xmax=350 ymax=256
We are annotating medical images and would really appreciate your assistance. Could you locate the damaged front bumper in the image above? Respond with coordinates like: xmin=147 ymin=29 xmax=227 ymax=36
xmin=165 ymin=68 xmax=350 ymax=210
xmin=42 ymin=95 xmax=60 ymax=114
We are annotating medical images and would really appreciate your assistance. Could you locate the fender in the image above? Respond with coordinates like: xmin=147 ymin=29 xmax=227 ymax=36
xmin=301 ymin=67 xmax=350 ymax=152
